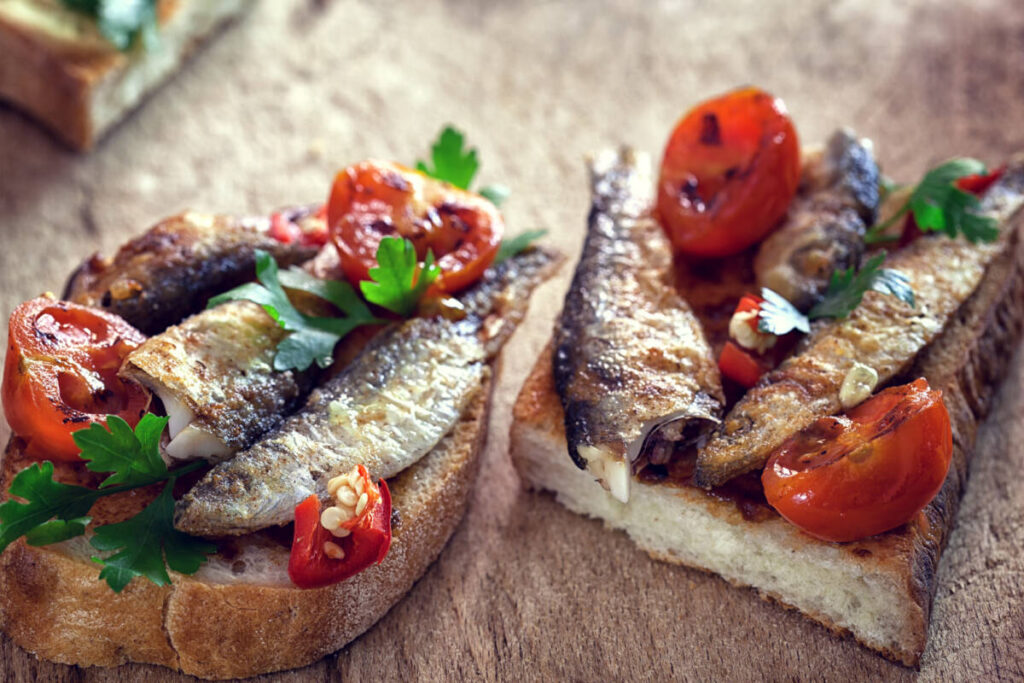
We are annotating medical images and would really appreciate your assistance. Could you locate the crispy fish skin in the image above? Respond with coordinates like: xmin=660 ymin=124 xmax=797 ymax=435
xmin=553 ymin=148 xmax=724 ymax=504
xmin=63 ymin=209 xmax=318 ymax=335
xmin=173 ymin=247 xmax=560 ymax=536
xmin=695 ymin=160 xmax=1024 ymax=488
xmin=754 ymin=129 xmax=880 ymax=310
xmin=119 ymin=301 xmax=317 ymax=463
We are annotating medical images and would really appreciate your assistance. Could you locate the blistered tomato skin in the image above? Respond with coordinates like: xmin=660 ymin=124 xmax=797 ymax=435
xmin=327 ymin=160 xmax=503 ymax=294
xmin=657 ymin=87 xmax=801 ymax=258
xmin=2 ymin=297 xmax=150 ymax=461
xmin=761 ymin=378 xmax=952 ymax=543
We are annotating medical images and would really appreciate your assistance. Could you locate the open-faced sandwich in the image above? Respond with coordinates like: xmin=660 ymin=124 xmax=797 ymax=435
xmin=0 ymin=0 xmax=251 ymax=149
xmin=0 ymin=128 xmax=559 ymax=678
xmin=511 ymin=87 xmax=1024 ymax=665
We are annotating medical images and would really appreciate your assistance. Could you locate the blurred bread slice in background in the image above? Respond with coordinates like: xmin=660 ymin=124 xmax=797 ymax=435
xmin=0 ymin=0 xmax=250 ymax=150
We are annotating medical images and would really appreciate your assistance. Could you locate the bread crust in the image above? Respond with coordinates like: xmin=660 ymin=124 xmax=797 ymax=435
xmin=511 ymin=216 xmax=1024 ymax=666
xmin=0 ymin=0 xmax=247 ymax=150
xmin=0 ymin=376 xmax=491 ymax=679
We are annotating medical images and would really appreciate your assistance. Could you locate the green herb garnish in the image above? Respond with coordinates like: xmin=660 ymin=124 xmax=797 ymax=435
xmin=864 ymin=159 xmax=998 ymax=245
xmin=209 ymin=250 xmax=382 ymax=372
xmin=494 ymin=229 xmax=548 ymax=264
xmin=416 ymin=125 xmax=508 ymax=207
xmin=758 ymin=252 xmax=915 ymax=335
xmin=0 ymin=415 xmax=214 ymax=592
xmin=61 ymin=0 xmax=159 ymax=51
xmin=360 ymin=236 xmax=441 ymax=316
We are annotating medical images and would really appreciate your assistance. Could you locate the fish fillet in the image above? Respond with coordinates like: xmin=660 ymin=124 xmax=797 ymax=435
xmin=553 ymin=148 xmax=724 ymax=504
xmin=695 ymin=159 xmax=1024 ymax=488
xmin=174 ymin=247 xmax=560 ymax=536
xmin=119 ymin=300 xmax=317 ymax=463
xmin=64 ymin=208 xmax=319 ymax=335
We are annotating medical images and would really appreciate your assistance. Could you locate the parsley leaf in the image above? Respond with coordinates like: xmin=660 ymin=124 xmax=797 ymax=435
xmin=90 ymin=481 xmax=216 ymax=592
xmin=0 ymin=416 xmax=213 ymax=591
xmin=209 ymin=250 xmax=382 ymax=371
xmin=61 ymin=0 xmax=159 ymax=51
xmin=0 ymin=462 xmax=98 ymax=553
xmin=360 ymin=237 xmax=441 ymax=316
xmin=758 ymin=252 xmax=915 ymax=335
xmin=495 ymin=229 xmax=548 ymax=264
xmin=416 ymin=126 xmax=480 ymax=190
xmin=73 ymin=415 xmax=167 ymax=488
xmin=479 ymin=184 xmax=510 ymax=207
xmin=865 ymin=158 xmax=999 ymax=245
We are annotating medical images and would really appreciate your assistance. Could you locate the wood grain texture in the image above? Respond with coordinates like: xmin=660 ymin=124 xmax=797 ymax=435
xmin=1 ymin=0 xmax=1023 ymax=680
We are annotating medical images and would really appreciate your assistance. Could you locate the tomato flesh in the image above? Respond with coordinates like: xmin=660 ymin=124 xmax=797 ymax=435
xmin=761 ymin=378 xmax=952 ymax=542
xmin=327 ymin=161 xmax=503 ymax=294
xmin=2 ymin=297 xmax=150 ymax=461
xmin=657 ymin=87 xmax=801 ymax=258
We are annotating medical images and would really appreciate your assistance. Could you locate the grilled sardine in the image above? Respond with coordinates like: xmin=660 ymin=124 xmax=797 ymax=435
xmin=64 ymin=209 xmax=320 ymax=335
xmin=554 ymin=148 xmax=724 ymax=504
xmin=754 ymin=129 xmax=879 ymax=310
xmin=119 ymin=301 xmax=317 ymax=463
xmin=173 ymin=247 xmax=560 ymax=536
xmin=695 ymin=159 xmax=1024 ymax=488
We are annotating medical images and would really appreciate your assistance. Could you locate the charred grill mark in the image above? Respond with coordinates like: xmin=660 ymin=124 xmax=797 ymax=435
xmin=699 ymin=113 xmax=722 ymax=146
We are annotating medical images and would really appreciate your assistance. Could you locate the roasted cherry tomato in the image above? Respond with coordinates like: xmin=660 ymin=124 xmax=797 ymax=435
xmin=657 ymin=87 xmax=801 ymax=258
xmin=2 ymin=297 xmax=150 ymax=461
xmin=327 ymin=160 xmax=503 ymax=294
xmin=288 ymin=465 xmax=392 ymax=589
xmin=761 ymin=378 xmax=952 ymax=542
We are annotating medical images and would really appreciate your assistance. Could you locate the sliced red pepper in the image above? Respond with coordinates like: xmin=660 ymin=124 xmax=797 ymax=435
xmin=287 ymin=468 xmax=392 ymax=589
xmin=955 ymin=166 xmax=1004 ymax=195
xmin=718 ymin=341 xmax=769 ymax=388
xmin=734 ymin=294 xmax=764 ymax=332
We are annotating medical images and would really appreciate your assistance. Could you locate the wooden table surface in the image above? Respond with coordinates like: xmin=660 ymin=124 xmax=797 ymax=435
xmin=2 ymin=0 xmax=1023 ymax=680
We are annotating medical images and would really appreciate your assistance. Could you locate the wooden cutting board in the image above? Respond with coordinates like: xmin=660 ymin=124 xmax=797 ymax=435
xmin=1 ymin=0 xmax=1022 ymax=680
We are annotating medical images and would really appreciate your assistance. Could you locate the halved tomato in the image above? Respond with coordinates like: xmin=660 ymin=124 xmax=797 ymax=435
xmin=761 ymin=378 xmax=952 ymax=542
xmin=2 ymin=297 xmax=150 ymax=461
xmin=657 ymin=87 xmax=801 ymax=258
xmin=327 ymin=161 xmax=503 ymax=294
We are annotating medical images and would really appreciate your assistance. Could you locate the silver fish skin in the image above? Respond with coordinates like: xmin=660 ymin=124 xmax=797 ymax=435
xmin=119 ymin=301 xmax=317 ymax=463
xmin=63 ymin=208 xmax=320 ymax=335
xmin=754 ymin=129 xmax=880 ymax=310
xmin=553 ymin=148 xmax=724 ymax=504
xmin=173 ymin=247 xmax=559 ymax=536
xmin=695 ymin=158 xmax=1024 ymax=488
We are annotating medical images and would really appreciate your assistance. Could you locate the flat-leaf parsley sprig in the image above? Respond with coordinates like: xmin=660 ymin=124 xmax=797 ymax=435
xmin=864 ymin=159 xmax=999 ymax=245
xmin=360 ymin=237 xmax=441 ymax=316
xmin=416 ymin=125 xmax=509 ymax=206
xmin=0 ymin=415 xmax=216 ymax=592
xmin=416 ymin=126 xmax=544 ymax=251
xmin=210 ymin=250 xmax=384 ymax=372
xmin=758 ymin=252 xmax=915 ymax=336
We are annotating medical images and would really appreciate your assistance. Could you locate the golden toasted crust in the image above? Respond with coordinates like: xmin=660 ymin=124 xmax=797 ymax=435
xmin=0 ymin=376 xmax=491 ymax=679
xmin=0 ymin=0 xmax=246 ymax=150
xmin=511 ymin=216 xmax=1024 ymax=666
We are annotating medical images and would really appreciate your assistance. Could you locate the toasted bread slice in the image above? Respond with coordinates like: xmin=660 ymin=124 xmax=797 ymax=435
xmin=511 ymin=217 xmax=1024 ymax=666
xmin=0 ymin=372 xmax=490 ymax=680
xmin=0 ymin=0 xmax=249 ymax=150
